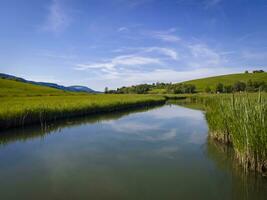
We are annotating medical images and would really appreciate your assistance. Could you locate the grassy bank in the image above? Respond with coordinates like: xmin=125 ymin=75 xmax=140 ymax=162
xmin=0 ymin=94 xmax=165 ymax=130
xmin=0 ymin=104 xmax=163 ymax=146
xmin=0 ymin=78 xmax=167 ymax=130
xmin=186 ymin=93 xmax=267 ymax=175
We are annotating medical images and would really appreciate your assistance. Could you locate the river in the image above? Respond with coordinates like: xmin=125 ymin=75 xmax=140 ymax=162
xmin=0 ymin=104 xmax=266 ymax=199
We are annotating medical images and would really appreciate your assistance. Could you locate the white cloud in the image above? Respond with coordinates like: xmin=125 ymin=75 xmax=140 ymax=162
xmin=105 ymin=119 xmax=177 ymax=142
xmin=75 ymin=55 xmax=162 ymax=71
xmin=117 ymin=27 xmax=129 ymax=32
xmin=154 ymin=34 xmax=181 ymax=42
xmin=120 ymin=68 xmax=232 ymax=83
xmin=112 ymin=47 xmax=178 ymax=60
xmin=142 ymin=105 xmax=204 ymax=120
xmin=83 ymin=66 xmax=236 ymax=90
xmin=73 ymin=31 xmax=234 ymax=90
xmin=146 ymin=28 xmax=181 ymax=43
xmin=188 ymin=44 xmax=222 ymax=66
xmin=42 ymin=0 xmax=71 ymax=33
xmin=104 ymin=121 xmax=159 ymax=133
xmin=144 ymin=47 xmax=179 ymax=60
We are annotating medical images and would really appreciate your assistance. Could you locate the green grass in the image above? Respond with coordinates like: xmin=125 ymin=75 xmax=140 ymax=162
xmin=182 ymin=72 xmax=267 ymax=92
xmin=0 ymin=78 xmax=166 ymax=129
xmin=0 ymin=94 xmax=165 ymax=129
xmin=0 ymin=78 xmax=75 ymax=97
xmin=187 ymin=93 xmax=267 ymax=174
xmin=148 ymin=88 xmax=167 ymax=94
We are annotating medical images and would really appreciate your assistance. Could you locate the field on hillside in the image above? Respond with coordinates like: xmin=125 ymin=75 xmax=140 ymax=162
xmin=0 ymin=78 xmax=166 ymax=129
xmin=183 ymin=72 xmax=267 ymax=92
xmin=0 ymin=78 xmax=76 ymax=97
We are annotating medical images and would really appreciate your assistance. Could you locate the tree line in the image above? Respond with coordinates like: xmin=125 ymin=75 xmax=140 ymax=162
xmin=105 ymin=82 xmax=196 ymax=94
xmin=208 ymin=80 xmax=267 ymax=93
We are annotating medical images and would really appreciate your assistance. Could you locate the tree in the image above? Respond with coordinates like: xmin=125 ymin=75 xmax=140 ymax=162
xmin=104 ymin=87 xmax=109 ymax=94
xmin=216 ymin=83 xmax=224 ymax=93
xmin=224 ymin=85 xmax=233 ymax=93
xmin=245 ymin=70 xmax=249 ymax=74
xmin=185 ymin=84 xmax=196 ymax=93
xmin=253 ymin=70 xmax=265 ymax=73
xmin=233 ymin=81 xmax=246 ymax=92
xmin=205 ymin=86 xmax=211 ymax=93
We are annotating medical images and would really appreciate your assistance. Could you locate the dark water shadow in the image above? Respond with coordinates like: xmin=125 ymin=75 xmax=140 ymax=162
xmin=205 ymin=138 xmax=267 ymax=199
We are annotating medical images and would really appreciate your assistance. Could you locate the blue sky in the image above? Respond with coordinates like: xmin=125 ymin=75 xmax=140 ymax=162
xmin=0 ymin=0 xmax=267 ymax=90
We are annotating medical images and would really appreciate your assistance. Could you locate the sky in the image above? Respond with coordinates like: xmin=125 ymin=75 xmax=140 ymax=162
xmin=0 ymin=0 xmax=267 ymax=91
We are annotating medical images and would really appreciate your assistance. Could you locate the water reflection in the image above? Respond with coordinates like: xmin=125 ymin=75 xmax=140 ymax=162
xmin=0 ymin=104 xmax=266 ymax=200
xmin=206 ymin=139 xmax=267 ymax=200
xmin=0 ymin=105 xmax=162 ymax=146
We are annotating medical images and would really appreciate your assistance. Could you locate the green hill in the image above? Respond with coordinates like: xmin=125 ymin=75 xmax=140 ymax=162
xmin=182 ymin=72 xmax=267 ymax=92
xmin=0 ymin=78 xmax=70 ymax=97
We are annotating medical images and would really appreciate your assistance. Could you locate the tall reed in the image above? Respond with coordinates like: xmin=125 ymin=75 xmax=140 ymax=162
xmin=203 ymin=93 xmax=267 ymax=174
xmin=0 ymin=94 xmax=166 ymax=130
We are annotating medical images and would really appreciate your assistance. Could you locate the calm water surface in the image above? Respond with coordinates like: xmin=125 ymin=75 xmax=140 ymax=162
xmin=0 ymin=104 xmax=266 ymax=200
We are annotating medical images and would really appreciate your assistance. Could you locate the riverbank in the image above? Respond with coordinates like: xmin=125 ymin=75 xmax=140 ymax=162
xmin=0 ymin=94 xmax=166 ymax=130
xmin=182 ymin=93 xmax=267 ymax=176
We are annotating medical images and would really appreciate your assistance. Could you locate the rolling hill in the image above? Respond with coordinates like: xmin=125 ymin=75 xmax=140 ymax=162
xmin=0 ymin=78 xmax=72 ymax=97
xmin=182 ymin=72 xmax=267 ymax=92
xmin=0 ymin=73 xmax=99 ymax=93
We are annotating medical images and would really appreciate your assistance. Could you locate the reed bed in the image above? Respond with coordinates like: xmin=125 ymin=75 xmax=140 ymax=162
xmin=0 ymin=94 xmax=165 ymax=130
xmin=196 ymin=93 xmax=267 ymax=175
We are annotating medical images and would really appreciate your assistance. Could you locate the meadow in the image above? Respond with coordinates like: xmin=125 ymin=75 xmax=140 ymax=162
xmin=183 ymin=72 xmax=267 ymax=92
xmin=0 ymin=94 xmax=166 ymax=129
xmin=0 ymin=78 xmax=166 ymax=129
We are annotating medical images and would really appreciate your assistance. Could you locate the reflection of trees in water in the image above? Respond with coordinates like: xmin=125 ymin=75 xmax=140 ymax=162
xmin=167 ymin=100 xmax=206 ymax=111
xmin=206 ymin=138 xmax=267 ymax=200
xmin=0 ymin=105 xmax=162 ymax=146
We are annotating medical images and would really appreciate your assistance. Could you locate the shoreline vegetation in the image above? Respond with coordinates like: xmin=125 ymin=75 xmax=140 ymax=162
xmin=0 ymin=94 xmax=168 ymax=130
xmin=0 ymin=104 xmax=164 ymax=146
xmin=186 ymin=93 xmax=267 ymax=176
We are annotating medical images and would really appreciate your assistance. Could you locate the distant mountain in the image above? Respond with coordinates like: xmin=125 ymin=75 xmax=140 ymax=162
xmin=67 ymin=85 xmax=98 ymax=93
xmin=0 ymin=73 xmax=26 ymax=82
xmin=0 ymin=73 xmax=100 ymax=93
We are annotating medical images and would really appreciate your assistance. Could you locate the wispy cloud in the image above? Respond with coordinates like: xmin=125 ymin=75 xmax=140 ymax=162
xmin=75 ymin=55 xmax=162 ymax=71
xmin=188 ymin=44 xmax=222 ymax=66
xmin=85 ymin=67 xmax=236 ymax=90
xmin=42 ymin=0 xmax=71 ymax=33
xmin=113 ymin=47 xmax=178 ymax=60
xmin=241 ymin=50 xmax=267 ymax=60
xmin=146 ymin=28 xmax=181 ymax=42
xmin=153 ymin=34 xmax=181 ymax=42
xmin=117 ymin=27 xmax=129 ymax=32
xmin=74 ymin=37 xmax=230 ymax=90
xmin=143 ymin=47 xmax=179 ymax=60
